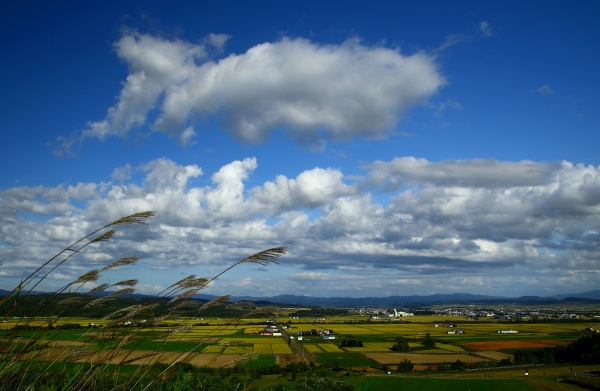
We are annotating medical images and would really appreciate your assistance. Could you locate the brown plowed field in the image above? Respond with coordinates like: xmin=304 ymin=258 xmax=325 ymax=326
xmin=363 ymin=352 xmax=488 ymax=364
xmin=459 ymin=340 xmax=571 ymax=350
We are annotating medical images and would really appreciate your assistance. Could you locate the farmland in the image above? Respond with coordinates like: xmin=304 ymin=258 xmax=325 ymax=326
xmin=2 ymin=311 xmax=598 ymax=367
xmin=2 ymin=299 xmax=600 ymax=390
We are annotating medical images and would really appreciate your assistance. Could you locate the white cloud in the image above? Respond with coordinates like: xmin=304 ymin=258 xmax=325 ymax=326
xmin=293 ymin=271 xmax=330 ymax=280
xmin=57 ymin=34 xmax=444 ymax=153
xmin=2 ymin=157 xmax=600 ymax=297
xmin=367 ymin=157 xmax=561 ymax=189
xmin=250 ymin=167 xmax=356 ymax=215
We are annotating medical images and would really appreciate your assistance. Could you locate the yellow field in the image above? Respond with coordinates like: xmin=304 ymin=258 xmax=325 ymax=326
xmin=302 ymin=344 xmax=325 ymax=353
xmin=253 ymin=344 xmax=273 ymax=354
xmin=271 ymin=344 xmax=293 ymax=354
xmin=222 ymin=345 xmax=253 ymax=354
xmin=244 ymin=326 xmax=268 ymax=333
xmin=316 ymin=342 xmax=345 ymax=353
xmin=343 ymin=342 xmax=393 ymax=352
xmin=434 ymin=343 xmax=466 ymax=352
xmin=201 ymin=345 xmax=224 ymax=353
xmin=4 ymin=314 xmax=594 ymax=371
xmin=219 ymin=337 xmax=272 ymax=344
xmin=309 ymin=321 xmax=598 ymax=340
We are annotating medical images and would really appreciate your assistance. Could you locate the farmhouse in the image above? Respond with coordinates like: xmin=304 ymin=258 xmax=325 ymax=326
xmin=259 ymin=321 xmax=282 ymax=336
xmin=497 ymin=329 xmax=518 ymax=334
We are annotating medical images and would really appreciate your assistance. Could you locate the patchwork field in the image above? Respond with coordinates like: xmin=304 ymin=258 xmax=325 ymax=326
xmin=2 ymin=316 xmax=594 ymax=372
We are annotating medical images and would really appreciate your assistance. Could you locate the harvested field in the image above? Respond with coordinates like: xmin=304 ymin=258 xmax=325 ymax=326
xmin=209 ymin=354 xmax=243 ymax=368
xmin=459 ymin=339 xmax=571 ymax=351
xmin=186 ymin=353 xmax=220 ymax=367
xmin=363 ymin=352 xmax=490 ymax=364
xmin=276 ymin=355 xmax=306 ymax=366
xmin=20 ymin=347 xmax=77 ymax=362
xmin=419 ymin=348 xmax=452 ymax=354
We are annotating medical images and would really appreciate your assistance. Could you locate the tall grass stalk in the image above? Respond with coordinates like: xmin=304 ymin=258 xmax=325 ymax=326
xmin=0 ymin=211 xmax=286 ymax=390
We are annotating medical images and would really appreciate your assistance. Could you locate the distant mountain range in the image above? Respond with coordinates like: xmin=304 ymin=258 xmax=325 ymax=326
xmin=196 ymin=290 xmax=600 ymax=307
xmin=2 ymin=288 xmax=599 ymax=307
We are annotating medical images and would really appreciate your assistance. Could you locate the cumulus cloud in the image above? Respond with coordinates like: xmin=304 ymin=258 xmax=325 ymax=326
xmin=56 ymin=33 xmax=444 ymax=153
xmin=250 ymin=167 xmax=356 ymax=215
xmin=2 ymin=157 xmax=600 ymax=297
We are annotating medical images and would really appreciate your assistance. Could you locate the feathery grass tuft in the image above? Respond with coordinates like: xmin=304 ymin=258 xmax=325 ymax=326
xmin=71 ymin=269 xmax=101 ymax=284
xmin=241 ymin=246 xmax=287 ymax=266
xmin=102 ymin=256 xmax=140 ymax=271
xmin=86 ymin=283 xmax=111 ymax=295
xmin=0 ymin=210 xmax=288 ymax=391
xmin=90 ymin=229 xmax=116 ymax=244
xmin=109 ymin=211 xmax=156 ymax=226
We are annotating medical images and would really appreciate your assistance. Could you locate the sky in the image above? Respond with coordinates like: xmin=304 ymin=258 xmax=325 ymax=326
xmin=1 ymin=1 xmax=600 ymax=300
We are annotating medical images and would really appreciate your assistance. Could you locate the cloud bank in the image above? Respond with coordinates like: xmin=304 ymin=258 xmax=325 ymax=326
xmin=57 ymin=33 xmax=444 ymax=153
xmin=2 ymin=157 xmax=600 ymax=297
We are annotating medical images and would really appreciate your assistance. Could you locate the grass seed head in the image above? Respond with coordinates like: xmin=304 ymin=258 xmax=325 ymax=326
xmin=197 ymin=295 xmax=231 ymax=313
xmin=109 ymin=211 xmax=156 ymax=226
xmin=113 ymin=279 xmax=138 ymax=287
xmin=90 ymin=229 xmax=116 ymax=244
xmin=241 ymin=247 xmax=287 ymax=266
xmin=102 ymin=257 xmax=140 ymax=271
xmin=71 ymin=269 xmax=101 ymax=284
xmin=86 ymin=283 xmax=111 ymax=295
xmin=168 ymin=289 xmax=197 ymax=305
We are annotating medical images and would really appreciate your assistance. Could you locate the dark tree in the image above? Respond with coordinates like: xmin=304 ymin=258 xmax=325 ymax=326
xmin=391 ymin=337 xmax=410 ymax=352
xmin=421 ymin=332 xmax=435 ymax=348
xmin=397 ymin=359 xmax=414 ymax=372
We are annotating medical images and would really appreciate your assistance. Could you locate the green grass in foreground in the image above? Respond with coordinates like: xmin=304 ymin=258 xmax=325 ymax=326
xmin=348 ymin=376 xmax=541 ymax=391
xmin=315 ymin=352 xmax=379 ymax=367
xmin=243 ymin=354 xmax=276 ymax=368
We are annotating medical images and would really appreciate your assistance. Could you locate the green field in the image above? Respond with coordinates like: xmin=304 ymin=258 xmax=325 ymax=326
xmin=316 ymin=352 xmax=380 ymax=367
xmin=349 ymin=375 xmax=547 ymax=391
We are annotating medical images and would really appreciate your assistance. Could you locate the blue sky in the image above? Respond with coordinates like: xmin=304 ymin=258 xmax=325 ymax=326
xmin=1 ymin=1 xmax=600 ymax=299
